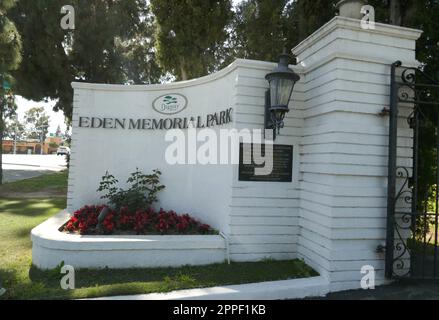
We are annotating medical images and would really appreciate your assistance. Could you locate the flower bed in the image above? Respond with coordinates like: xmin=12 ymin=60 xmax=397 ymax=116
xmin=63 ymin=205 xmax=216 ymax=236
xmin=33 ymin=211 xmax=226 ymax=270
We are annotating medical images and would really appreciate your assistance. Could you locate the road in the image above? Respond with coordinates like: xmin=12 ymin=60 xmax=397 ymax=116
xmin=2 ymin=154 xmax=67 ymax=183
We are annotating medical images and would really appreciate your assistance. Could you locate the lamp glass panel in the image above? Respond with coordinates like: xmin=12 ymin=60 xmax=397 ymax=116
xmin=269 ymin=78 xmax=295 ymax=107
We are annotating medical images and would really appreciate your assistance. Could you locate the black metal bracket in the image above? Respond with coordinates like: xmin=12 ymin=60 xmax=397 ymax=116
xmin=264 ymin=90 xmax=276 ymax=140
xmin=379 ymin=107 xmax=390 ymax=116
xmin=376 ymin=245 xmax=386 ymax=254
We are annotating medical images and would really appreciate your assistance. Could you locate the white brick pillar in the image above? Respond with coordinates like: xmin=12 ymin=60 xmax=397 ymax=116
xmin=293 ymin=16 xmax=422 ymax=291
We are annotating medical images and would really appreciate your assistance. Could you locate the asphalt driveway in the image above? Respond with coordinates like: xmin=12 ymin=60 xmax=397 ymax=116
xmin=2 ymin=154 xmax=67 ymax=183
xmin=320 ymin=281 xmax=439 ymax=300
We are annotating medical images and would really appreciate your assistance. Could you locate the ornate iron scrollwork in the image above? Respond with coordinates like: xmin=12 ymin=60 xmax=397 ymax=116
xmin=387 ymin=62 xmax=439 ymax=279
xmin=401 ymin=68 xmax=416 ymax=84
xmin=392 ymin=167 xmax=413 ymax=278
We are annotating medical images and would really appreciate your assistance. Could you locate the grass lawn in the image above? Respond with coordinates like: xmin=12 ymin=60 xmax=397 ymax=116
xmin=0 ymin=171 xmax=68 ymax=195
xmin=0 ymin=172 xmax=318 ymax=300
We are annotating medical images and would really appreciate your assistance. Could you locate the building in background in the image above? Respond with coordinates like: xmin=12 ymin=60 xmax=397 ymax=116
xmin=2 ymin=135 xmax=64 ymax=155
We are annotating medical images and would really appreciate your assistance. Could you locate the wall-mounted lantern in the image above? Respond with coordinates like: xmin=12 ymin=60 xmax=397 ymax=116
xmin=265 ymin=53 xmax=300 ymax=140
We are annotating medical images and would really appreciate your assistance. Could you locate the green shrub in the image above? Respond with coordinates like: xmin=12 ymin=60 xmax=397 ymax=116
xmin=97 ymin=168 xmax=165 ymax=213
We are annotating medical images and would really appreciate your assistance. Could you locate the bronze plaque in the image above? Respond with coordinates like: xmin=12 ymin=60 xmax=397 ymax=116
xmin=238 ymin=143 xmax=293 ymax=182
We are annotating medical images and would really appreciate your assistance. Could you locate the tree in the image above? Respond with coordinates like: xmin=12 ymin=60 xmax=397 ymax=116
xmin=408 ymin=0 xmax=439 ymax=215
xmin=63 ymin=126 xmax=71 ymax=147
xmin=0 ymin=91 xmax=16 ymax=182
xmin=10 ymin=0 xmax=162 ymax=120
xmin=151 ymin=0 xmax=233 ymax=80
xmin=4 ymin=117 xmax=25 ymax=155
xmin=231 ymin=0 xmax=293 ymax=62
xmin=9 ymin=0 xmax=71 ymax=117
xmin=55 ymin=124 xmax=62 ymax=137
xmin=24 ymin=107 xmax=50 ymax=154
xmin=117 ymin=6 xmax=164 ymax=85
xmin=230 ymin=0 xmax=338 ymax=63
xmin=0 ymin=1 xmax=21 ymax=74
xmin=361 ymin=0 xmax=438 ymax=78
xmin=49 ymin=142 xmax=59 ymax=149
xmin=4 ymin=116 xmax=24 ymax=140
xmin=293 ymin=0 xmax=337 ymax=40
xmin=0 ymin=0 xmax=21 ymax=184
xmin=366 ymin=0 xmax=439 ymax=213
xmin=411 ymin=0 xmax=439 ymax=77
xmin=368 ymin=0 xmax=416 ymax=26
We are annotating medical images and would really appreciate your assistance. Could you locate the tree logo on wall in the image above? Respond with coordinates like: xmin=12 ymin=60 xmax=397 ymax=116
xmin=163 ymin=96 xmax=177 ymax=105
xmin=153 ymin=93 xmax=188 ymax=115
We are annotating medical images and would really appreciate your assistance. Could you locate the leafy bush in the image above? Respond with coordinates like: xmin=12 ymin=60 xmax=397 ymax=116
xmin=49 ymin=142 xmax=59 ymax=149
xmin=97 ymin=168 xmax=165 ymax=213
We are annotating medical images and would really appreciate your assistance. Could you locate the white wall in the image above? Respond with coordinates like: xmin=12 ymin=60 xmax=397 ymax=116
xmin=229 ymin=60 xmax=304 ymax=261
xmin=68 ymin=59 xmax=304 ymax=255
xmin=69 ymin=65 xmax=237 ymax=232
xmin=293 ymin=16 xmax=422 ymax=291
xmin=68 ymin=16 xmax=423 ymax=290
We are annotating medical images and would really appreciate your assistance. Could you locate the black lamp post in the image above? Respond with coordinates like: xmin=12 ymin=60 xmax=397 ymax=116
xmin=265 ymin=53 xmax=300 ymax=140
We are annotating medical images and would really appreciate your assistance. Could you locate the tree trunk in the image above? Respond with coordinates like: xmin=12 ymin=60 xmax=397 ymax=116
xmin=180 ymin=67 xmax=188 ymax=81
xmin=390 ymin=0 xmax=402 ymax=26
xmin=180 ymin=58 xmax=188 ymax=81
xmin=0 ymin=102 xmax=3 ymax=185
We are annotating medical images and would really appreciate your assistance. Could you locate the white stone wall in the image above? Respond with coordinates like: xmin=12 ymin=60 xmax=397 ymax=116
xmin=228 ymin=61 xmax=304 ymax=262
xmin=66 ymin=15 xmax=423 ymax=291
xmin=293 ymin=16 xmax=422 ymax=291
xmin=68 ymin=60 xmax=304 ymax=261
xmin=69 ymin=66 xmax=237 ymax=233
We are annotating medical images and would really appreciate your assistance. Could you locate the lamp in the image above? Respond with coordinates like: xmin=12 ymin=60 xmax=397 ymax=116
xmin=265 ymin=53 xmax=300 ymax=140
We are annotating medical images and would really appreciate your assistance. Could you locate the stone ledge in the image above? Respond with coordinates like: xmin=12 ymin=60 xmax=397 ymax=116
xmin=88 ymin=276 xmax=330 ymax=300
xmin=31 ymin=211 xmax=227 ymax=269
xmin=71 ymin=59 xmax=303 ymax=92
xmin=293 ymin=16 xmax=423 ymax=56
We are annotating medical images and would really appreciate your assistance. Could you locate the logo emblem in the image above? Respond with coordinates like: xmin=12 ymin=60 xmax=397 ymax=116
xmin=153 ymin=94 xmax=187 ymax=115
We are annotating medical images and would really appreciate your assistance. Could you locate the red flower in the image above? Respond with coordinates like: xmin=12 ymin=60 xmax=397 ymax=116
xmin=64 ymin=205 xmax=214 ymax=235
xmin=120 ymin=214 xmax=131 ymax=226
xmin=155 ymin=219 xmax=169 ymax=234
xmin=102 ymin=213 xmax=116 ymax=233
xmin=176 ymin=220 xmax=189 ymax=232
xmin=63 ymin=205 xmax=105 ymax=234
xmin=133 ymin=210 xmax=150 ymax=233
xmin=78 ymin=221 xmax=88 ymax=233
xmin=199 ymin=224 xmax=211 ymax=234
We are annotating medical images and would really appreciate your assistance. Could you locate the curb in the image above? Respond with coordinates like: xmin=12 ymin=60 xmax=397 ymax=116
xmin=88 ymin=276 xmax=330 ymax=300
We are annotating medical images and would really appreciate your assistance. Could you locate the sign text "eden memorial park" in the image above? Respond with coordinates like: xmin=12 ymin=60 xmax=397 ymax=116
xmin=78 ymin=107 xmax=233 ymax=131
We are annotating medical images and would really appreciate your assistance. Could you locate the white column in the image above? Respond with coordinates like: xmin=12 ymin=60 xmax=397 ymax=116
xmin=293 ymin=16 xmax=422 ymax=291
